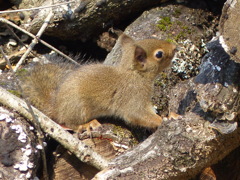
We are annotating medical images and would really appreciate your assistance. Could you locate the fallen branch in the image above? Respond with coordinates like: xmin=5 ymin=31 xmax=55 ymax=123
xmin=13 ymin=11 xmax=54 ymax=71
xmin=0 ymin=18 xmax=78 ymax=65
xmin=94 ymin=112 xmax=240 ymax=179
xmin=0 ymin=86 xmax=109 ymax=170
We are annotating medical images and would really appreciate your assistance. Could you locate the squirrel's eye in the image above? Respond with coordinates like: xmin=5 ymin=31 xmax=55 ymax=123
xmin=155 ymin=51 xmax=163 ymax=59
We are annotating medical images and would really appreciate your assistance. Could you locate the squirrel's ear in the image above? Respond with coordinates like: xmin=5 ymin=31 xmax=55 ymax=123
xmin=134 ymin=45 xmax=147 ymax=69
xmin=119 ymin=34 xmax=135 ymax=46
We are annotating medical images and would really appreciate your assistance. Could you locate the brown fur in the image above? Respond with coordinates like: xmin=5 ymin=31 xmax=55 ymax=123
xmin=21 ymin=34 xmax=176 ymax=130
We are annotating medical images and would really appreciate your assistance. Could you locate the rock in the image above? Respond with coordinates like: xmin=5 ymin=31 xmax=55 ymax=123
xmin=104 ymin=3 xmax=219 ymax=65
xmin=0 ymin=106 xmax=40 ymax=179
xmin=195 ymin=40 xmax=240 ymax=121
xmin=17 ymin=0 xmax=170 ymax=41
xmin=219 ymin=0 xmax=240 ymax=62
xmin=191 ymin=0 xmax=240 ymax=133
xmin=195 ymin=40 xmax=240 ymax=134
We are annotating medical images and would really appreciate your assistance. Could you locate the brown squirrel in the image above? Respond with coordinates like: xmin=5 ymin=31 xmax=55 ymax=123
xmin=21 ymin=34 xmax=176 ymax=133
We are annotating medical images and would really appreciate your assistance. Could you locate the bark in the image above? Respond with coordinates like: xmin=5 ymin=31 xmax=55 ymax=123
xmin=19 ymin=0 xmax=170 ymax=41
xmin=96 ymin=119 xmax=240 ymax=180
xmin=0 ymin=107 xmax=40 ymax=179
xmin=219 ymin=0 xmax=240 ymax=63
xmin=94 ymin=39 xmax=240 ymax=179
xmin=194 ymin=40 xmax=240 ymax=124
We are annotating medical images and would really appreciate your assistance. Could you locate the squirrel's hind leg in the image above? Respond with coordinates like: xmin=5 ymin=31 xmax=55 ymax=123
xmin=77 ymin=119 xmax=102 ymax=139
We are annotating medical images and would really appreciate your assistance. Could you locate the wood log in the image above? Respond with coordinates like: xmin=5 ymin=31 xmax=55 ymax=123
xmin=18 ymin=0 xmax=170 ymax=41
xmin=0 ymin=107 xmax=40 ymax=179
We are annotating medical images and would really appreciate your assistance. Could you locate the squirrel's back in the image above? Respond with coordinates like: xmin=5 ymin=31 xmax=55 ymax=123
xmin=54 ymin=63 xmax=153 ymax=128
xmin=21 ymin=63 xmax=76 ymax=118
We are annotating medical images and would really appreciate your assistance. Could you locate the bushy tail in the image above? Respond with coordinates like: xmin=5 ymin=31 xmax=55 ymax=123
xmin=21 ymin=63 xmax=75 ymax=117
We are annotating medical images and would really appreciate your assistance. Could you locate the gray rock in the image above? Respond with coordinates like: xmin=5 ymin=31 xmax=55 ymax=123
xmin=219 ymin=0 xmax=240 ymax=62
xmin=19 ymin=0 xmax=169 ymax=41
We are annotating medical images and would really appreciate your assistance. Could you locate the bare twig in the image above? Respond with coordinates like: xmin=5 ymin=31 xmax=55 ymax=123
xmin=13 ymin=12 xmax=54 ymax=72
xmin=0 ymin=86 xmax=109 ymax=170
xmin=0 ymin=46 xmax=12 ymax=70
xmin=0 ymin=18 xmax=78 ymax=65
xmin=0 ymin=1 xmax=74 ymax=14
xmin=4 ymin=24 xmax=36 ymax=56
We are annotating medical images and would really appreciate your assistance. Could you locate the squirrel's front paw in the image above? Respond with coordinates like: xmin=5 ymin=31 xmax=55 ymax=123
xmin=77 ymin=119 xmax=102 ymax=139
xmin=168 ymin=112 xmax=182 ymax=120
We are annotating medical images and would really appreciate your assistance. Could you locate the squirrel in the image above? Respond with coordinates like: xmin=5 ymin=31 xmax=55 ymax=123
xmin=21 ymin=34 xmax=176 ymax=133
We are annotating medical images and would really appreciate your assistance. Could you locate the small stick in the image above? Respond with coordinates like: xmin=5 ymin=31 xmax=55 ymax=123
xmin=13 ymin=12 xmax=54 ymax=72
xmin=0 ymin=18 xmax=78 ymax=65
xmin=0 ymin=1 xmax=74 ymax=14
xmin=4 ymin=24 xmax=37 ymax=57
xmin=0 ymin=46 xmax=12 ymax=70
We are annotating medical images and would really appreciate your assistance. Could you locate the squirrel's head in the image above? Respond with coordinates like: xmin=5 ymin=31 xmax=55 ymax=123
xmin=119 ymin=34 xmax=176 ymax=78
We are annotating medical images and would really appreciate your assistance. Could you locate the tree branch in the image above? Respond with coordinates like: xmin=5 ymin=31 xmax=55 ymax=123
xmin=13 ymin=11 xmax=53 ymax=71
xmin=0 ymin=1 xmax=74 ymax=14
xmin=0 ymin=86 xmax=109 ymax=170
xmin=0 ymin=18 xmax=78 ymax=65
xmin=95 ymin=110 xmax=240 ymax=179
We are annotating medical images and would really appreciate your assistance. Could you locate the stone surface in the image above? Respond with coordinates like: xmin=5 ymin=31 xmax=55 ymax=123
xmin=195 ymin=40 xmax=240 ymax=122
xmin=18 ymin=0 xmax=169 ymax=41
xmin=219 ymin=0 xmax=240 ymax=62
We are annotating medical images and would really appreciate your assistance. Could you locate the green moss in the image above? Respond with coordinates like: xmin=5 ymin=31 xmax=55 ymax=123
xmin=176 ymin=20 xmax=182 ymax=26
xmin=0 ymin=82 xmax=7 ymax=86
xmin=166 ymin=38 xmax=175 ymax=43
xmin=173 ymin=8 xmax=182 ymax=18
xmin=112 ymin=125 xmax=126 ymax=138
xmin=156 ymin=14 xmax=194 ymax=43
xmin=157 ymin=17 xmax=172 ymax=31
xmin=8 ymin=90 xmax=21 ymax=97
xmin=173 ymin=25 xmax=192 ymax=41
xmin=112 ymin=125 xmax=138 ymax=146
xmin=154 ymin=80 xmax=163 ymax=87
xmin=175 ymin=31 xmax=186 ymax=41
xmin=183 ymin=26 xmax=192 ymax=34
xmin=15 ymin=68 xmax=28 ymax=78
xmin=157 ymin=24 xmax=166 ymax=31
xmin=154 ymin=72 xmax=168 ymax=87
